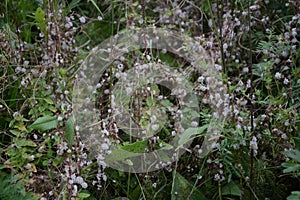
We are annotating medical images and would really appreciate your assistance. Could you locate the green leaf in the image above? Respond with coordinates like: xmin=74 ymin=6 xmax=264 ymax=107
xmin=65 ymin=116 xmax=75 ymax=148
xmin=30 ymin=115 xmax=58 ymax=132
xmin=78 ymin=192 xmax=90 ymax=199
xmin=9 ymin=130 xmax=20 ymax=137
xmin=13 ymin=138 xmax=36 ymax=148
xmin=287 ymin=191 xmax=300 ymax=200
xmin=105 ymin=141 xmax=148 ymax=164
xmin=121 ymin=140 xmax=148 ymax=153
xmin=171 ymin=173 xmax=206 ymax=200
xmin=0 ymin=164 xmax=7 ymax=169
xmin=35 ymin=7 xmax=46 ymax=34
xmin=44 ymin=97 xmax=54 ymax=105
xmin=177 ymin=124 xmax=208 ymax=148
xmin=282 ymin=162 xmax=300 ymax=173
xmin=222 ymin=182 xmax=242 ymax=197
xmin=105 ymin=149 xmax=142 ymax=164
xmin=283 ymin=150 xmax=300 ymax=163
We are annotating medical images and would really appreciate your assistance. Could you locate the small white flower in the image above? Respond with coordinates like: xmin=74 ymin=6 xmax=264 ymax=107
xmin=126 ymin=87 xmax=132 ymax=95
xmin=275 ymin=72 xmax=281 ymax=79
xmin=98 ymin=15 xmax=103 ymax=21
xmin=150 ymin=115 xmax=157 ymax=123
xmin=200 ymin=85 xmax=207 ymax=91
xmin=151 ymin=124 xmax=159 ymax=131
xmin=146 ymin=54 xmax=151 ymax=61
xmin=152 ymin=182 xmax=157 ymax=188
xmin=102 ymin=174 xmax=107 ymax=181
xmin=281 ymin=133 xmax=287 ymax=139
xmin=25 ymin=163 xmax=31 ymax=169
xmin=81 ymin=182 xmax=88 ymax=188
xmin=214 ymin=174 xmax=220 ymax=180
xmin=79 ymin=16 xmax=86 ymax=23
xmin=250 ymin=136 xmax=258 ymax=156
xmin=101 ymin=143 xmax=109 ymax=150
xmin=283 ymin=78 xmax=289 ymax=85
xmin=191 ymin=121 xmax=198 ymax=127
xmin=197 ymin=76 xmax=205 ymax=83
xmin=284 ymin=120 xmax=290 ymax=126
xmin=76 ymin=176 xmax=84 ymax=184
xmin=58 ymin=116 xmax=63 ymax=121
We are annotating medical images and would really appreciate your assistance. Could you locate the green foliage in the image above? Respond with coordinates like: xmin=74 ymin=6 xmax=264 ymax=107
xmin=0 ymin=0 xmax=299 ymax=199
xmin=0 ymin=172 xmax=39 ymax=200
xmin=172 ymin=172 xmax=206 ymax=200
xmin=30 ymin=115 xmax=58 ymax=132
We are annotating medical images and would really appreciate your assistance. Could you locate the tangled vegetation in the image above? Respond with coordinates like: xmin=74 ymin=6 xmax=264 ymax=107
xmin=0 ymin=0 xmax=299 ymax=199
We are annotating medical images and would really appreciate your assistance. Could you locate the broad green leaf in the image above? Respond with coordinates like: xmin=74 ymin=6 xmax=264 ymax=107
xmin=177 ymin=124 xmax=208 ymax=148
xmin=222 ymin=182 xmax=242 ymax=197
xmin=65 ymin=116 xmax=75 ymax=148
xmin=30 ymin=115 xmax=58 ymax=132
xmin=171 ymin=173 xmax=206 ymax=200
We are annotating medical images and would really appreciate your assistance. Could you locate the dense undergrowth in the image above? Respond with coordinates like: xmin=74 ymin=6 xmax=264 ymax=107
xmin=0 ymin=0 xmax=299 ymax=199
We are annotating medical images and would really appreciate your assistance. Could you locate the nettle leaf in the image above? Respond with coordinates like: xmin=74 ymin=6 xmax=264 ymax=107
xmin=171 ymin=173 xmax=206 ymax=200
xmin=30 ymin=115 xmax=58 ymax=132
xmin=222 ymin=182 xmax=242 ymax=197
xmin=177 ymin=124 xmax=208 ymax=148
xmin=65 ymin=116 xmax=75 ymax=148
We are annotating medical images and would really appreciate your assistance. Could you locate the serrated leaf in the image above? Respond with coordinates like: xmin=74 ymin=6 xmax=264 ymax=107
xmin=30 ymin=115 xmax=58 ymax=132
xmin=65 ymin=116 xmax=75 ymax=148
